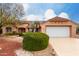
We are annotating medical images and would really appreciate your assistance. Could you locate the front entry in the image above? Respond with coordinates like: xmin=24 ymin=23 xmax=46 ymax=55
xmin=18 ymin=28 xmax=26 ymax=32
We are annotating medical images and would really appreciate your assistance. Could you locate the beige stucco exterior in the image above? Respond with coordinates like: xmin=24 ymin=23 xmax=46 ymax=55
xmin=40 ymin=17 xmax=77 ymax=38
xmin=1 ymin=17 xmax=77 ymax=38
xmin=16 ymin=24 xmax=29 ymax=32
xmin=2 ymin=23 xmax=29 ymax=34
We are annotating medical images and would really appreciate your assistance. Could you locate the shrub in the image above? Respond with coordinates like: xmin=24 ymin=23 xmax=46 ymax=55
xmin=5 ymin=31 xmax=18 ymax=36
xmin=17 ymin=32 xmax=24 ymax=36
xmin=5 ymin=32 xmax=15 ymax=35
xmin=4 ymin=31 xmax=24 ymax=36
xmin=22 ymin=32 xmax=49 ymax=51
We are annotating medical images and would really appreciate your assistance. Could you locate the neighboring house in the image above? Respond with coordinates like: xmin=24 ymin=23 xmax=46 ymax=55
xmin=1 ymin=16 xmax=77 ymax=38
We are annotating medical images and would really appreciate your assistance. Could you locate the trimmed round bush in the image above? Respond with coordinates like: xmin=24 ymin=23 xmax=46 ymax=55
xmin=22 ymin=32 xmax=49 ymax=51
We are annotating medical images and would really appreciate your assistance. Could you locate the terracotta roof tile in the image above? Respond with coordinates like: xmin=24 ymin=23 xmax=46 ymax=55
xmin=48 ymin=17 xmax=69 ymax=22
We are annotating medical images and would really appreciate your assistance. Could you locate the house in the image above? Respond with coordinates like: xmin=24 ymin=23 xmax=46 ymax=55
xmin=2 ymin=21 xmax=29 ymax=34
xmin=40 ymin=17 xmax=77 ymax=38
xmin=1 ymin=16 xmax=77 ymax=38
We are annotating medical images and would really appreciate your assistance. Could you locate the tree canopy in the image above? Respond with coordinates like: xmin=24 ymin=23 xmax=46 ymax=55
xmin=0 ymin=3 xmax=25 ymax=19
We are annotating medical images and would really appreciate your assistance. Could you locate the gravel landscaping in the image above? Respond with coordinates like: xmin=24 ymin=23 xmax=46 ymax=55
xmin=31 ymin=44 xmax=56 ymax=56
xmin=0 ymin=37 xmax=21 ymax=56
xmin=0 ymin=36 xmax=56 ymax=56
xmin=15 ymin=44 xmax=56 ymax=56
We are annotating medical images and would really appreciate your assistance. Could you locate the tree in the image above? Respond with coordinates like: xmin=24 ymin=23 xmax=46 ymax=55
xmin=0 ymin=9 xmax=21 ymax=34
xmin=28 ymin=21 xmax=41 ymax=32
xmin=0 ymin=3 xmax=25 ymax=19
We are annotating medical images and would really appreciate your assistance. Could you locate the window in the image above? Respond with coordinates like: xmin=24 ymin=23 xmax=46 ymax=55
xmin=6 ymin=27 xmax=12 ymax=32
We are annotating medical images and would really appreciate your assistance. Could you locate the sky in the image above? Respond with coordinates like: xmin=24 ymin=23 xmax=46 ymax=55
xmin=22 ymin=3 xmax=79 ymax=23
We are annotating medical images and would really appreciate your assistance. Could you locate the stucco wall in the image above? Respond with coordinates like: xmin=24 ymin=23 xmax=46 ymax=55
xmin=40 ymin=21 xmax=77 ymax=38
xmin=2 ymin=25 xmax=17 ymax=34
xmin=2 ymin=23 xmax=28 ymax=34
xmin=1 ymin=20 xmax=77 ymax=38
xmin=16 ymin=24 xmax=28 ymax=32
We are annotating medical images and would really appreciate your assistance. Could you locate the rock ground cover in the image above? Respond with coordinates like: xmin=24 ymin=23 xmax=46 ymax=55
xmin=0 ymin=38 xmax=21 ymax=56
xmin=0 ymin=36 xmax=56 ymax=56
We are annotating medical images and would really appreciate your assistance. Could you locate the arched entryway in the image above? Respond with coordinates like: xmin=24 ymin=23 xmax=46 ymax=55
xmin=18 ymin=27 xmax=26 ymax=33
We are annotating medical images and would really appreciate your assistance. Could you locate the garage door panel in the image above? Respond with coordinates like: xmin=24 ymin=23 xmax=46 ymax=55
xmin=46 ymin=27 xmax=70 ymax=37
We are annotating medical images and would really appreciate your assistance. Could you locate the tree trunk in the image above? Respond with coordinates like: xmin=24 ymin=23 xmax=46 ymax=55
xmin=0 ymin=25 xmax=2 ymax=34
xmin=0 ymin=28 xmax=2 ymax=34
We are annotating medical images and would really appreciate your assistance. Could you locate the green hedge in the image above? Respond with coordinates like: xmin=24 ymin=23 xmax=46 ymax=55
xmin=5 ymin=32 xmax=17 ymax=35
xmin=4 ymin=31 xmax=24 ymax=36
xmin=22 ymin=32 xmax=49 ymax=51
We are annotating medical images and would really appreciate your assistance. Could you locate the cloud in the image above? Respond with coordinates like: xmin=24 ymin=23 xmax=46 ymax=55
xmin=44 ymin=9 xmax=57 ymax=20
xmin=26 ymin=9 xmax=57 ymax=21
xmin=21 ymin=7 xmax=70 ymax=21
xmin=26 ymin=14 xmax=43 ymax=21
xmin=23 ymin=4 xmax=29 ymax=14
xmin=58 ymin=12 xmax=69 ymax=19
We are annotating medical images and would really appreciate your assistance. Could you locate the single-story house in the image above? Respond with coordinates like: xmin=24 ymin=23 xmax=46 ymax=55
xmin=40 ymin=17 xmax=77 ymax=38
xmin=2 ymin=21 xmax=29 ymax=34
xmin=1 ymin=16 xmax=77 ymax=38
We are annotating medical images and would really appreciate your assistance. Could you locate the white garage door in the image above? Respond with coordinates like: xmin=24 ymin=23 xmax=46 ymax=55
xmin=46 ymin=27 xmax=70 ymax=37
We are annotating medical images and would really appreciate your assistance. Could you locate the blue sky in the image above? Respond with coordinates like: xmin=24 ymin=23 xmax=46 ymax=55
xmin=23 ymin=3 xmax=79 ymax=23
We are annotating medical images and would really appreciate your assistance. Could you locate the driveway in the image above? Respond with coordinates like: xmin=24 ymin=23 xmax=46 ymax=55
xmin=49 ymin=38 xmax=79 ymax=56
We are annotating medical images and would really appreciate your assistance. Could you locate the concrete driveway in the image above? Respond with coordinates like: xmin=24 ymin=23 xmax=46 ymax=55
xmin=49 ymin=38 xmax=79 ymax=56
